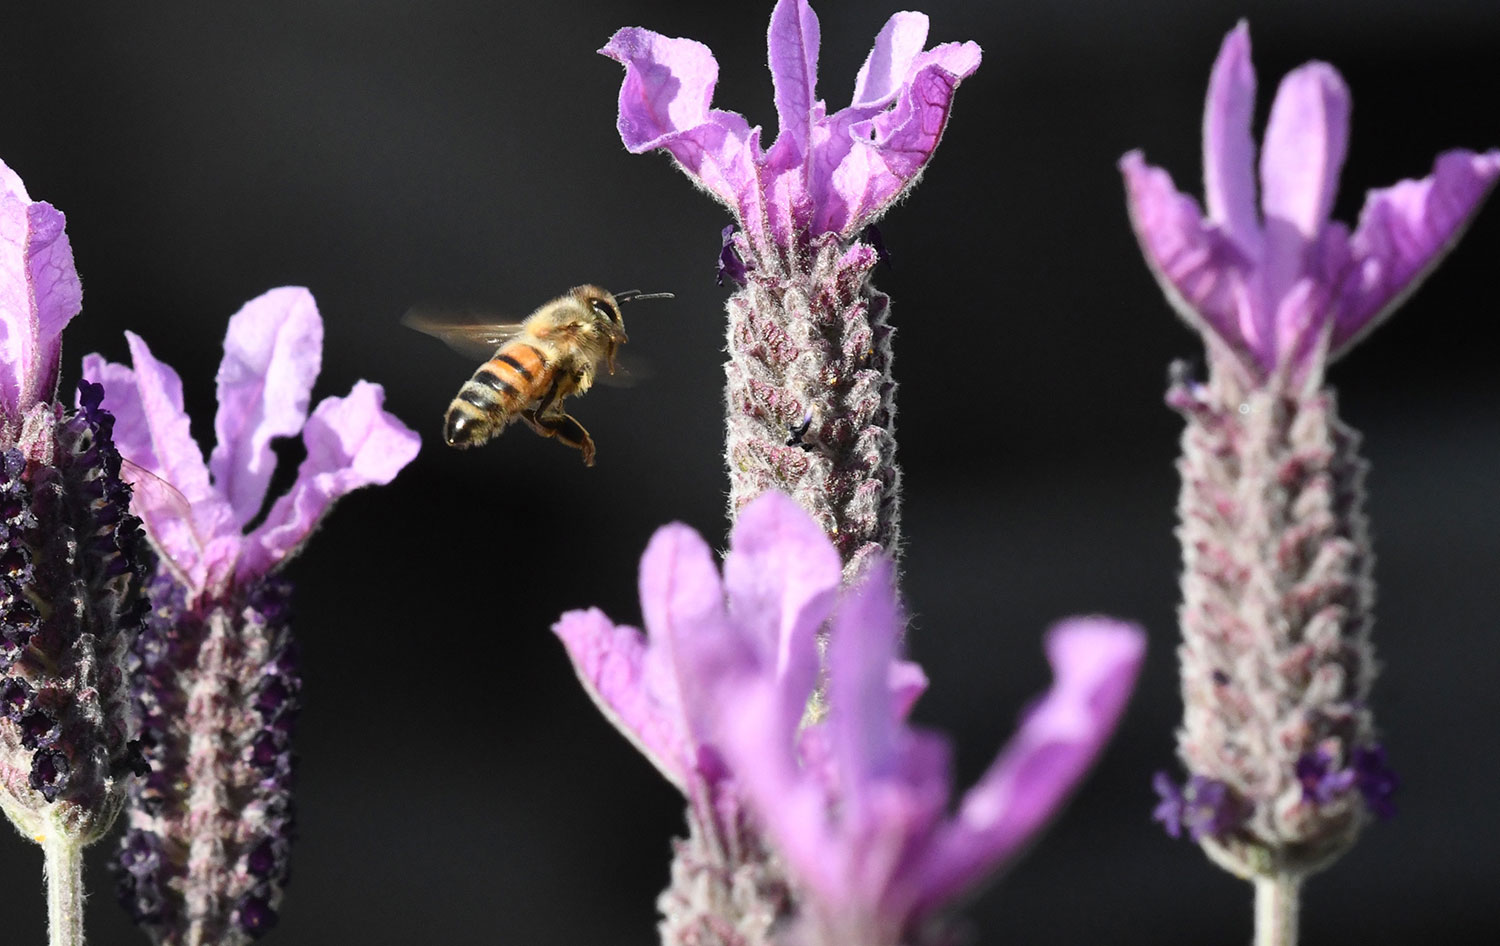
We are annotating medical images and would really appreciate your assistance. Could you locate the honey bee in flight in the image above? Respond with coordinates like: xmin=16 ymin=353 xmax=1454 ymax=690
xmin=403 ymin=285 xmax=671 ymax=465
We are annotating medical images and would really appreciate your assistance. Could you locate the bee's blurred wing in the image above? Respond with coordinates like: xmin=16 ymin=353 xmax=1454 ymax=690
xmin=401 ymin=308 xmax=527 ymax=361
xmin=120 ymin=458 xmax=206 ymax=589
xmin=595 ymin=352 xmax=653 ymax=388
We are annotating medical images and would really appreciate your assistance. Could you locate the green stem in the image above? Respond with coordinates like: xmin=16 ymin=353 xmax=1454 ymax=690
xmin=43 ymin=832 xmax=86 ymax=946
xmin=1254 ymin=873 xmax=1300 ymax=946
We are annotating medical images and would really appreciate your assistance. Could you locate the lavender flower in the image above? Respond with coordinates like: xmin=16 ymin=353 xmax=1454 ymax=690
xmin=83 ymin=287 xmax=419 ymax=945
xmin=603 ymin=0 xmax=980 ymax=575
xmin=1 ymin=159 xmax=150 ymax=946
xmin=1122 ymin=21 xmax=1500 ymax=390
xmin=555 ymin=492 xmax=1144 ymax=946
xmin=1121 ymin=19 xmax=1498 ymax=930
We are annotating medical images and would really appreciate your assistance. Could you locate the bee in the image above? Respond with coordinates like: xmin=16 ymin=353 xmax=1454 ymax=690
xmin=403 ymin=285 xmax=671 ymax=465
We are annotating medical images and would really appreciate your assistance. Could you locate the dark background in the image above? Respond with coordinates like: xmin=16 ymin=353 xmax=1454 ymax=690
xmin=4 ymin=1 xmax=1499 ymax=943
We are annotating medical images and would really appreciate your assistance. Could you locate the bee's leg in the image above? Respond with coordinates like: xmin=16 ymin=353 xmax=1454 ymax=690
xmin=533 ymin=377 xmax=563 ymax=417
xmin=521 ymin=409 xmax=597 ymax=467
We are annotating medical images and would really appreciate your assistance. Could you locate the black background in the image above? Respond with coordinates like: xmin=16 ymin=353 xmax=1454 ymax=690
xmin=3 ymin=1 xmax=1498 ymax=943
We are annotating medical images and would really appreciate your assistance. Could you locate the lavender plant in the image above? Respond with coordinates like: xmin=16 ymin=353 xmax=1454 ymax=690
xmin=0 ymin=159 xmax=151 ymax=946
xmin=602 ymin=0 xmax=980 ymax=576
xmin=556 ymin=492 xmax=1144 ymax=946
xmin=81 ymin=289 xmax=420 ymax=945
xmin=1121 ymin=22 xmax=1500 ymax=943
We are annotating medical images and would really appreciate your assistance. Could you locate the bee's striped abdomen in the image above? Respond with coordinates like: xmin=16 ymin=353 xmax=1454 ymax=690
xmin=462 ymin=342 xmax=548 ymax=413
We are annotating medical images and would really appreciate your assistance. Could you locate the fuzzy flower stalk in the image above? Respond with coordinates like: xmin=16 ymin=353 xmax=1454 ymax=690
xmin=0 ymin=160 xmax=152 ymax=946
xmin=84 ymin=288 xmax=420 ymax=945
xmin=603 ymin=0 xmax=980 ymax=577
xmin=555 ymin=492 xmax=1144 ymax=946
xmin=1122 ymin=22 xmax=1500 ymax=942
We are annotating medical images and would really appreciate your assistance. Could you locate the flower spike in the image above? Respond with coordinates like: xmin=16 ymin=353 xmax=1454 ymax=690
xmin=1122 ymin=21 xmax=1498 ymax=941
xmin=1 ymin=159 xmax=151 ymax=946
xmin=604 ymin=1 xmax=980 ymax=574
xmin=85 ymin=289 xmax=418 ymax=946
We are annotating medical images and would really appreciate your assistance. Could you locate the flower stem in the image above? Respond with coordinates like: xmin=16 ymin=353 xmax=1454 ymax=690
xmin=1253 ymin=873 xmax=1300 ymax=946
xmin=43 ymin=831 xmax=86 ymax=946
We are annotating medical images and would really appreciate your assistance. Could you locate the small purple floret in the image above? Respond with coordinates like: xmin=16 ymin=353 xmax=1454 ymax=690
xmin=1353 ymin=744 xmax=1398 ymax=819
xmin=1151 ymin=771 xmax=1185 ymax=838
xmin=28 ymin=747 xmax=70 ymax=802
xmin=1152 ymin=772 xmax=1250 ymax=841
xmin=235 ymin=893 xmax=279 ymax=937
xmin=0 ymin=677 xmax=30 ymax=719
xmin=717 ymin=225 xmax=748 ymax=287
xmin=1294 ymin=746 xmax=1358 ymax=805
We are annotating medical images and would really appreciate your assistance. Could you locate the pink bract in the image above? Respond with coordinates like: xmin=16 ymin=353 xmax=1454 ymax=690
xmin=0 ymin=159 xmax=82 ymax=422
xmin=601 ymin=0 xmax=980 ymax=254
xmin=554 ymin=492 xmax=1145 ymax=943
xmin=83 ymin=287 xmax=420 ymax=601
xmin=1122 ymin=21 xmax=1500 ymax=384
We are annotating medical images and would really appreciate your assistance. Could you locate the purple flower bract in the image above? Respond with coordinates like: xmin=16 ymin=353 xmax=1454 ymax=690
xmin=555 ymin=492 xmax=1144 ymax=944
xmin=82 ymin=287 xmax=420 ymax=601
xmin=601 ymin=0 xmax=980 ymax=256
xmin=1121 ymin=21 xmax=1500 ymax=384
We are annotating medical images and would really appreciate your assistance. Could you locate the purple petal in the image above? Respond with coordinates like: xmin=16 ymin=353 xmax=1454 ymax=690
xmin=914 ymin=617 xmax=1145 ymax=913
xmin=1151 ymin=771 xmax=1185 ymax=838
xmin=81 ymin=354 xmax=161 ymax=473
xmin=239 ymin=381 xmax=418 ymax=580
xmin=722 ymin=492 xmax=840 ymax=713
xmin=120 ymin=334 xmax=218 ymax=505
xmin=1120 ymin=151 xmax=1259 ymax=370
xmin=601 ymin=27 xmax=760 ymax=217
xmin=82 ymin=345 xmax=237 ymax=594
xmin=1202 ymin=22 xmax=1261 ymax=253
xmin=1258 ymin=63 xmax=1350 ymax=308
xmin=765 ymin=0 xmax=821 ymax=168
xmin=718 ymin=676 xmax=838 ymax=896
xmin=554 ymin=608 xmax=691 ymax=789
xmin=851 ymin=12 xmax=930 ymax=109
xmin=819 ymin=42 xmax=981 ymax=237
xmin=636 ymin=521 xmax=736 ymax=757
xmin=0 ymin=161 xmax=82 ymax=417
xmin=889 ymin=659 xmax=928 ymax=720
xmin=827 ymin=557 xmax=903 ymax=807
xmin=1333 ymin=148 xmax=1500 ymax=356
xmin=209 ymin=287 xmax=324 ymax=529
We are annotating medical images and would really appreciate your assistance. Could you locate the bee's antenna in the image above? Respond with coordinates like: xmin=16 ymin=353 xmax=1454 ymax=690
xmin=614 ymin=290 xmax=675 ymax=304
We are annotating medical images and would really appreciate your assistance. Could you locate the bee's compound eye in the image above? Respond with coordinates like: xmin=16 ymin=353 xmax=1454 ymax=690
xmin=590 ymin=299 xmax=618 ymax=324
xmin=445 ymin=412 xmax=480 ymax=448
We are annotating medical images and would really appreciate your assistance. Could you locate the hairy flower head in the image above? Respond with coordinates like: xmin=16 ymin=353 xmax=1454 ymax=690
xmin=85 ymin=289 xmax=417 ymax=945
xmin=0 ymin=159 xmax=148 ymax=850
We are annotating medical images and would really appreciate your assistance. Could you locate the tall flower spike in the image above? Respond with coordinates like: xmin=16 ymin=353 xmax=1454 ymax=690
xmin=603 ymin=0 xmax=980 ymax=576
xmin=1121 ymin=22 xmax=1496 ymax=942
xmin=555 ymin=492 xmax=1145 ymax=946
xmin=84 ymin=287 xmax=420 ymax=946
xmin=0 ymin=159 xmax=151 ymax=946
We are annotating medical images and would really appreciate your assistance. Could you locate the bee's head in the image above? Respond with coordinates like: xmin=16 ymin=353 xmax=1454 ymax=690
xmin=576 ymin=286 xmax=675 ymax=342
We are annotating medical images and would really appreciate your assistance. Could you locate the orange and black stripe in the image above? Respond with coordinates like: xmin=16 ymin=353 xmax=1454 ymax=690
xmin=461 ymin=342 xmax=548 ymax=412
